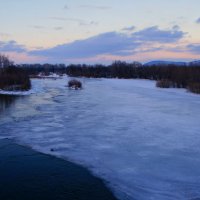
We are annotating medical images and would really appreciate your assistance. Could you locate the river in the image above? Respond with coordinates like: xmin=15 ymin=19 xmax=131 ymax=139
xmin=0 ymin=77 xmax=200 ymax=200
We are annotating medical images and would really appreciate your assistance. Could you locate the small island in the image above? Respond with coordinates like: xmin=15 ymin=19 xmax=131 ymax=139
xmin=68 ymin=79 xmax=82 ymax=90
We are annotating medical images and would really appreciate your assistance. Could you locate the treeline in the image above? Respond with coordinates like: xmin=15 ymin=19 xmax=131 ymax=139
xmin=66 ymin=61 xmax=142 ymax=78
xmin=65 ymin=61 xmax=200 ymax=94
xmin=17 ymin=61 xmax=200 ymax=94
xmin=66 ymin=61 xmax=200 ymax=81
xmin=2 ymin=56 xmax=200 ymax=94
xmin=18 ymin=64 xmax=67 ymax=76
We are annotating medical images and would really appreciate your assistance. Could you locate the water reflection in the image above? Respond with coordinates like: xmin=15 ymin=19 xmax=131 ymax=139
xmin=0 ymin=95 xmax=18 ymax=113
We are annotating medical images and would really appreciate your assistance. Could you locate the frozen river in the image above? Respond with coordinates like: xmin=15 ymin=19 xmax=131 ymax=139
xmin=0 ymin=77 xmax=200 ymax=200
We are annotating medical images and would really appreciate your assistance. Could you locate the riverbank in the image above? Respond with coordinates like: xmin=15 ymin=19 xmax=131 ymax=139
xmin=0 ymin=139 xmax=117 ymax=200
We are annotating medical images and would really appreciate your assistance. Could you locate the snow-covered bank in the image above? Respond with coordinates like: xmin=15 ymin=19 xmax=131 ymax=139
xmin=0 ymin=79 xmax=42 ymax=96
xmin=0 ymin=75 xmax=69 ymax=96
xmin=0 ymin=89 xmax=36 ymax=96
xmin=1 ymin=78 xmax=200 ymax=200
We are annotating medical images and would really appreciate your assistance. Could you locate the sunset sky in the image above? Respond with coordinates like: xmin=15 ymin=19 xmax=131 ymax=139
xmin=0 ymin=0 xmax=200 ymax=64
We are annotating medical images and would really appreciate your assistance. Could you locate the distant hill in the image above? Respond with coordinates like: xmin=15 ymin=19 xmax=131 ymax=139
xmin=144 ymin=61 xmax=187 ymax=66
xmin=189 ymin=60 xmax=200 ymax=66
xmin=144 ymin=60 xmax=200 ymax=67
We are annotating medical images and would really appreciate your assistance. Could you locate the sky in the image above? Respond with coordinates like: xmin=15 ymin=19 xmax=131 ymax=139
xmin=0 ymin=0 xmax=200 ymax=64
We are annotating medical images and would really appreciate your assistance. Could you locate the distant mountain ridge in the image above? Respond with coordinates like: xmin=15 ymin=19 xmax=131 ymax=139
xmin=189 ymin=60 xmax=200 ymax=66
xmin=144 ymin=60 xmax=200 ymax=66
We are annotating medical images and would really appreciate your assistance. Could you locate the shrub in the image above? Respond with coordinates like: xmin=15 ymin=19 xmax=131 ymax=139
xmin=68 ymin=79 xmax=82 ymax=89
xmin=156 ymin=79 xmax=173 ymax=88
xmin=0 ymin=67 xmax=31 ymax=91
xmin=188 ymin=82 xmax=200 ymax=94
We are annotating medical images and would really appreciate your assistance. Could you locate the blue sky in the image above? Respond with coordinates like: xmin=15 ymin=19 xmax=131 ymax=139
xmin=0 ymin=0 xmax=200 ymax=63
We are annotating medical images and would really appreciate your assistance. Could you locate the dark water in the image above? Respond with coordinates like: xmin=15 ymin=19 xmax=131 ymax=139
xmin=0 ymin=139 xmax=117 ymax=200
xmin=0 ymin=94 xmax=18 ymax=113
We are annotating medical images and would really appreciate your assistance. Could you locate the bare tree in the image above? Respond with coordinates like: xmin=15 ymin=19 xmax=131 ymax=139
xmin=0 ymin=54 xmax=14 ymax=68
